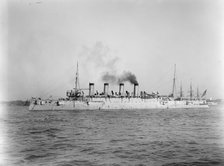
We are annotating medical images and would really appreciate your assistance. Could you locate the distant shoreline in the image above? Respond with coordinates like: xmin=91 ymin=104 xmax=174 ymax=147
xmin=0 ymin=100 xmax=30 ymax=106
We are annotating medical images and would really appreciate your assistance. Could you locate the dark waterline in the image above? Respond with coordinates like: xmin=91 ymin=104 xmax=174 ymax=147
xmin=1 ymin=105 xmax=224 ymax=165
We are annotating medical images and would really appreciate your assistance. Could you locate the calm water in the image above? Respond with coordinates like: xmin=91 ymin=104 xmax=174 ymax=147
xmin=1 ymin=105 xmax=224 ymax=166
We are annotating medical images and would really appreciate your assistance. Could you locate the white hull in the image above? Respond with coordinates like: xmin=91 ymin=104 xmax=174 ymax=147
xmin=29 ymin=98 xmax=208 ymax=111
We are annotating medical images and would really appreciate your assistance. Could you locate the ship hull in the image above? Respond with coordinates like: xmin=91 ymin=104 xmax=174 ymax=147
xmin=29 ymin=98 xmax=208 ymax=111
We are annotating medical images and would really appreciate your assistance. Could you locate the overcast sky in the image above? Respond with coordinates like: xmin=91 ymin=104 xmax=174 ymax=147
xmin=0 ymin=0 xmax=224 ymax=100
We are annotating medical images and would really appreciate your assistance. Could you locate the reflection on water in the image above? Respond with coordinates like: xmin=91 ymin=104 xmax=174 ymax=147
xmin=1 ymin=105 xmax=224 ymax=165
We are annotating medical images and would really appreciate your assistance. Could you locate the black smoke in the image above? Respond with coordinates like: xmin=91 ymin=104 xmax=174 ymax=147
xmin=118 ymin=71 xmax=138 ymax=84
xmin=102 ymin=71 xmax=138 ymax=84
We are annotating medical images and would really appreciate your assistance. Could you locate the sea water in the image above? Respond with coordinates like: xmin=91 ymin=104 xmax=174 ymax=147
xmin=1 ymin=105 xmax=224 ymax=166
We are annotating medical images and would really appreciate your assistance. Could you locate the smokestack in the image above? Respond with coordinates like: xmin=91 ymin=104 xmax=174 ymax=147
xmin=133 ymin=83 xmax=139 ymax=97
xmin=119 ymin=83 xmax=124 ymax=96
xmin=104 ymin=83 xmax=109 ymax=96
xmin=89 ymin=83 xmax=94 ymax=97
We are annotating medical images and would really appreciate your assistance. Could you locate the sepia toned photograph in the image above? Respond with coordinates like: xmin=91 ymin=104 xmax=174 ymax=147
xmin=0 ymin=0 xmax=224 ymax=165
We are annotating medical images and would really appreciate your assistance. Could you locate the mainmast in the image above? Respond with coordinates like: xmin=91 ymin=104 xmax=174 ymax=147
xmin=190 ymin=82 xmax=193 ymax=100
xmin=197 ymin=86 xmax=199 ymax=99
xmin=180 ymin=81 xmax=183 ymax=99
xmin=172 ymin=64 xmax=176 ymax=98
xmin=75 ymin=62 xmax=80 ymax=91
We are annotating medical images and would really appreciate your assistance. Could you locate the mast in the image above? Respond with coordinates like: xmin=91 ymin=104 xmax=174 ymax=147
xmin=172 ymin=64 xmax=176 ymax=98
xmin=197 ymin=86 xmax=199 ymax=99
xmin=180 ymin=81 xmax=183 ymax=99
xmin=75 ymin=62 xmax=80 ymax=91
xmin=190 ymin=82 xmax=193 ymax=100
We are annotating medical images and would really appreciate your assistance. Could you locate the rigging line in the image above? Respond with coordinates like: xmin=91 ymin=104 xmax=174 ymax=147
xmin=41 ymin=65 xmax=76 ymax=92
xmin=39 ymin=65 xmax=77 ymax=98
xmin=40 ymin=83 xmax=67 ymax=99
xmin=149 ymin=65 xmax=174 ymax=91
xmin=41 ymin=78 xmax=74 ymax=98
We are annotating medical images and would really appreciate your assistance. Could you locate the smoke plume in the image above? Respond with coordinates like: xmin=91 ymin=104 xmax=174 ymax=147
xmin=79 ymin=42 xmax=119 ymax=71
xmin=78 ymin=42 xmax=138 ymax=85
xmin=102 ymin=72 xmax=117 ymax=84
xmin=102 ymin=71 xmax=138 ymax=85
xmin=78 ymin=42 xmax=120 ymax=82
xmin=118 ymin=71 xmax=138 ymax=84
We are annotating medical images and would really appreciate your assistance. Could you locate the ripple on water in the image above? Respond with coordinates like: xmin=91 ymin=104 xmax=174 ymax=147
xmin=3 ymin=106 xmax=224 ymax=166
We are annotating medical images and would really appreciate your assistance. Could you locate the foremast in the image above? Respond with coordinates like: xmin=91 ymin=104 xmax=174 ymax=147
xmin=66 ymin=62 xmax=82 ymax=99
xmin=74 ymin=62 xmax=80 ymax=92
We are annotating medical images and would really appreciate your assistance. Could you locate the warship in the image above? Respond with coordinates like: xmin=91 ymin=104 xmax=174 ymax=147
xmin=29 ymin=64 xmax=208 ymax=111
